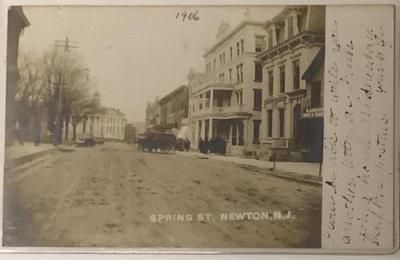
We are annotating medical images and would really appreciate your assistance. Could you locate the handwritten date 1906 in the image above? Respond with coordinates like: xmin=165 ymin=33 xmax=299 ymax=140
xmin=176 ymin=10 xmax=200 ymax=21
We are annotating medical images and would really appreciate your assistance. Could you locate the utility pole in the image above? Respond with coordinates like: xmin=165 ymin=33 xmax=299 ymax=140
xmin=54 ymin=37 xmax=78 ymax=145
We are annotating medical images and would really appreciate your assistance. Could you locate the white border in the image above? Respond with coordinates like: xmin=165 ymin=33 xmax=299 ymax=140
xmin=0 ymin=0 xmax=398 ymax=257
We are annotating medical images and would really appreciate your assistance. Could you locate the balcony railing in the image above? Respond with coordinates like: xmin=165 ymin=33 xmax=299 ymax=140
xmin=192 ymin=104 xmax=247 ymax=116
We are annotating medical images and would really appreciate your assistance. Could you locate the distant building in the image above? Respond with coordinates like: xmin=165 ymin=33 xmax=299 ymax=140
xmin=158 ymin=85 xmax=189 ymax=130
xmin=188 ymin=15 xmax=267 ymax=155
xmin=258 ymin=6 xmax=325 ymax=161
xmin=5 ymin=7 xmax=30 ymax=145
xmin=124 ymin=123 xmax=136 ymax=144
xmin=145 ymin=97 xmax=160 ymax=130
xmin=86 ymin=107 xmax=128 ymax=141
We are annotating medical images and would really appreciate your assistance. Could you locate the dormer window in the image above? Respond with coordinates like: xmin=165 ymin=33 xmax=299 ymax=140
xmin=288 ymin=16 xmax=294 ymax=38
xmin=255 ymin=35 xmax=265 ymax=52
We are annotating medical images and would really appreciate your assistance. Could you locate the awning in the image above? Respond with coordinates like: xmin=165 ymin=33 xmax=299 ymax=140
xmin=176 ymin=125 xmax=192 ymax=140
xmin=302 ymin=47 xmax=325 ymax=81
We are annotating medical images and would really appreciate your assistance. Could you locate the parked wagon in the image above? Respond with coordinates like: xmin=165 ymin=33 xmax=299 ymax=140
xmin=137 ymin=131 xmax=176 ymax=153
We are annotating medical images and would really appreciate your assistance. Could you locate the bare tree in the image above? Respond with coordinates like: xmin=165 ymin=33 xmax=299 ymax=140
xmin=40 ymin=47 xmax=97 ymax=143
xmin=15 ymin=52 xmax=46 ymax=143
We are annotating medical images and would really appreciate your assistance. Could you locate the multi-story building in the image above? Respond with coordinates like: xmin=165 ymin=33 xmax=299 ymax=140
xmin=188 ymin=16 xmax=267 ymax=155
xmin=158 ymin=85 xmax=189 ymax=130
xmin=145 ymin=97 xmax=160 ymax=130
xmin=258 ymin=5 xmax=325 ymax=161
xmin=86 ymin=107 xmax=128 ymax=141
xmin=6 ymin=7 xmax=30 ymax=145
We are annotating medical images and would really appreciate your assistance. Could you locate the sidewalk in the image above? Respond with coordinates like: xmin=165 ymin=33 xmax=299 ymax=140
xmin=176 ymin=151 xmax=322 ymax=184
xmin=4 ymin=142 xmax=58 ymax=169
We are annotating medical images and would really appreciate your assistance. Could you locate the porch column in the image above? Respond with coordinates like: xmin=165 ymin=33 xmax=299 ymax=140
xmin=243 ymin=119 xmax=248 ymax=147
xmin=208 ymin=118 xmax=213 ymax=138
xmin=286 ymin=101 xmax=293 ymax=138
xmin=229 ymin=122 xmax=233 ymax=144
xmin=210 ymin=89 xmax=214 ymax=111
xmin=200 ymin=120 xmax=205 ymax=139
xmin=271 ymin=24 xmax=277 ymax=47
xmin=286 ymin=59 xmax=294 ymax=92
xmin=272 ymin=107 xmax=280 ymax=138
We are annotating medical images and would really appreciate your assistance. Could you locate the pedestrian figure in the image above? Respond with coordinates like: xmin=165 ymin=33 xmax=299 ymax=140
xmin=33 ymin=119 xmax=41 ymax=146
xmin=209 ymin=137 xmax=215 ymax=154
xmin=199 ymin=137 xmax=204 ymax=154
xmin=17 ymin=121 xmax=27 ymax=145
xmin=216 ymin=136 xmax=223 ymax=155
xmin=222 ymin=137 xmax=227 ymax=155
xmin=184 ymin=138 xmax=190 ymax=152
xmin=204 ymin=136 xmax=209 ymax=154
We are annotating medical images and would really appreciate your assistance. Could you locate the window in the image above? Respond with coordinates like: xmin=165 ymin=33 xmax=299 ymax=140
xmin=229 ymin=68 xmax=232 ymax=82
xmin=255 ymin=35 xmax=264 ymax=52
xmin=253 ymin=120 xmax=261 ymax=144
xmin=213 ymin=58 xmax=216 ymax=70
xmin=268 ymin=70 xmax=274 ymax=96
xmin=297 ymin=15 xmax=303 ymax=32
xmin=232 ymin=122 xmax=237 ymax=145
xmin=240 ymin=63 xmax=243 ymax=83
xmin=219 ymin=54 xmax=222 ymax=65
xmin=218 ymin=73 xmax=225 ymax=83
xmin=236 ymin=42 xmax=240 ymax=56
xmin=255 ymin=62 xmax=263 ymax=82
xmin=293 ymin=60 xmax=300 ymax=90
xmin=236 ymin=91 xmax=243 ymax=105
xmin=267 ymin=109 xmax=273 ymax=137
xmin=238 ymin=121 xmax=244 ymax=146
xmin=230 ymin=46 xmax=233 ymax=60
xmin=279 ymin=65 xmax=285 ymax=93
xmin=198 ymin=121 xmax=202 ymax=138
xmin=276 ymin=28 xmax=281 ymax=44
xmin=253 ymin=89 xmax=262 ymax=111
xmin=241 ymin=39 xmax=244 ymax=53
xmin=311 ymin=81 xmax=322 ymax=108
xmin=288 ymin=16 xmax=294 ymax=38
xmin=279 ymin=108 xmax=285 ymax=137
xmin=223 ymin=52 xmax=226 ymax=64
xmin=268 ymin=30 xmax=273 ymax=49
xmin=236 ymin=65 xmax=240 ymax=83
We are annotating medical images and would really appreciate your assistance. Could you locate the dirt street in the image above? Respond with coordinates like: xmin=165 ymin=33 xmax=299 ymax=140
xmin=3 ymin=142 xmax=321 ymax=248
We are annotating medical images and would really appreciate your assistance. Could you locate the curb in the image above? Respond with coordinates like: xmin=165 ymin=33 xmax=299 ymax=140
xmin=177 ymin=152 xmax=322 ymax=185
xmin=4 ymin=147 xmax=59 ymax=170
xmin=237 ymin=163 xmax=322 ymax=185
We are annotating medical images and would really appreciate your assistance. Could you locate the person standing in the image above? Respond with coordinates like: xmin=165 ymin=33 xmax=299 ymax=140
xmin=199 ymin=137 xmax=204 ymax=154
xmin=33 ymin=118 xmax=41 ymax=146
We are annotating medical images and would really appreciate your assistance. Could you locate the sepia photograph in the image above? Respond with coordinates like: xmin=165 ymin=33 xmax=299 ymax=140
xmin=2 ymin=2 xmax=396 ymax=252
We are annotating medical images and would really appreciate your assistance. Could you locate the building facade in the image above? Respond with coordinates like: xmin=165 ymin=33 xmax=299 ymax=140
xmin=188 ymin=17 xmax=267 ymax=155
xmin=145 ymin=97 xmax=160 ymax=130
xmin=158 ymin=85 xmax=189 ymax=130
xmin=258 ymin=5 xmax=325 ymax=161
xmin=86 ymin=107 xmax=128 ymax=141
xmin=5 ymin=7 xmax=30 ymax=145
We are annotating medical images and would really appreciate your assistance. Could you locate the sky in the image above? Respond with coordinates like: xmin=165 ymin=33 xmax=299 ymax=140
xmin=19 ymin=5 xmax=283 ymax=123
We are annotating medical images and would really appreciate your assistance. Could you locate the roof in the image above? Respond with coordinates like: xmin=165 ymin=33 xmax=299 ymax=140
xmin=158 ymin=85 xmax=188 ymax=104
xmin=10 ymin=6 xmax=30 ymax=27
xmin=97 ymin=106 xmax=126 ymax=117
xmin=203 ymin=20 xmax=264 ymax=57
xmin=264 ymin=6 xmax=307 ymax=29
xmin=302 ymin=47 xmax=324 ymax=81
